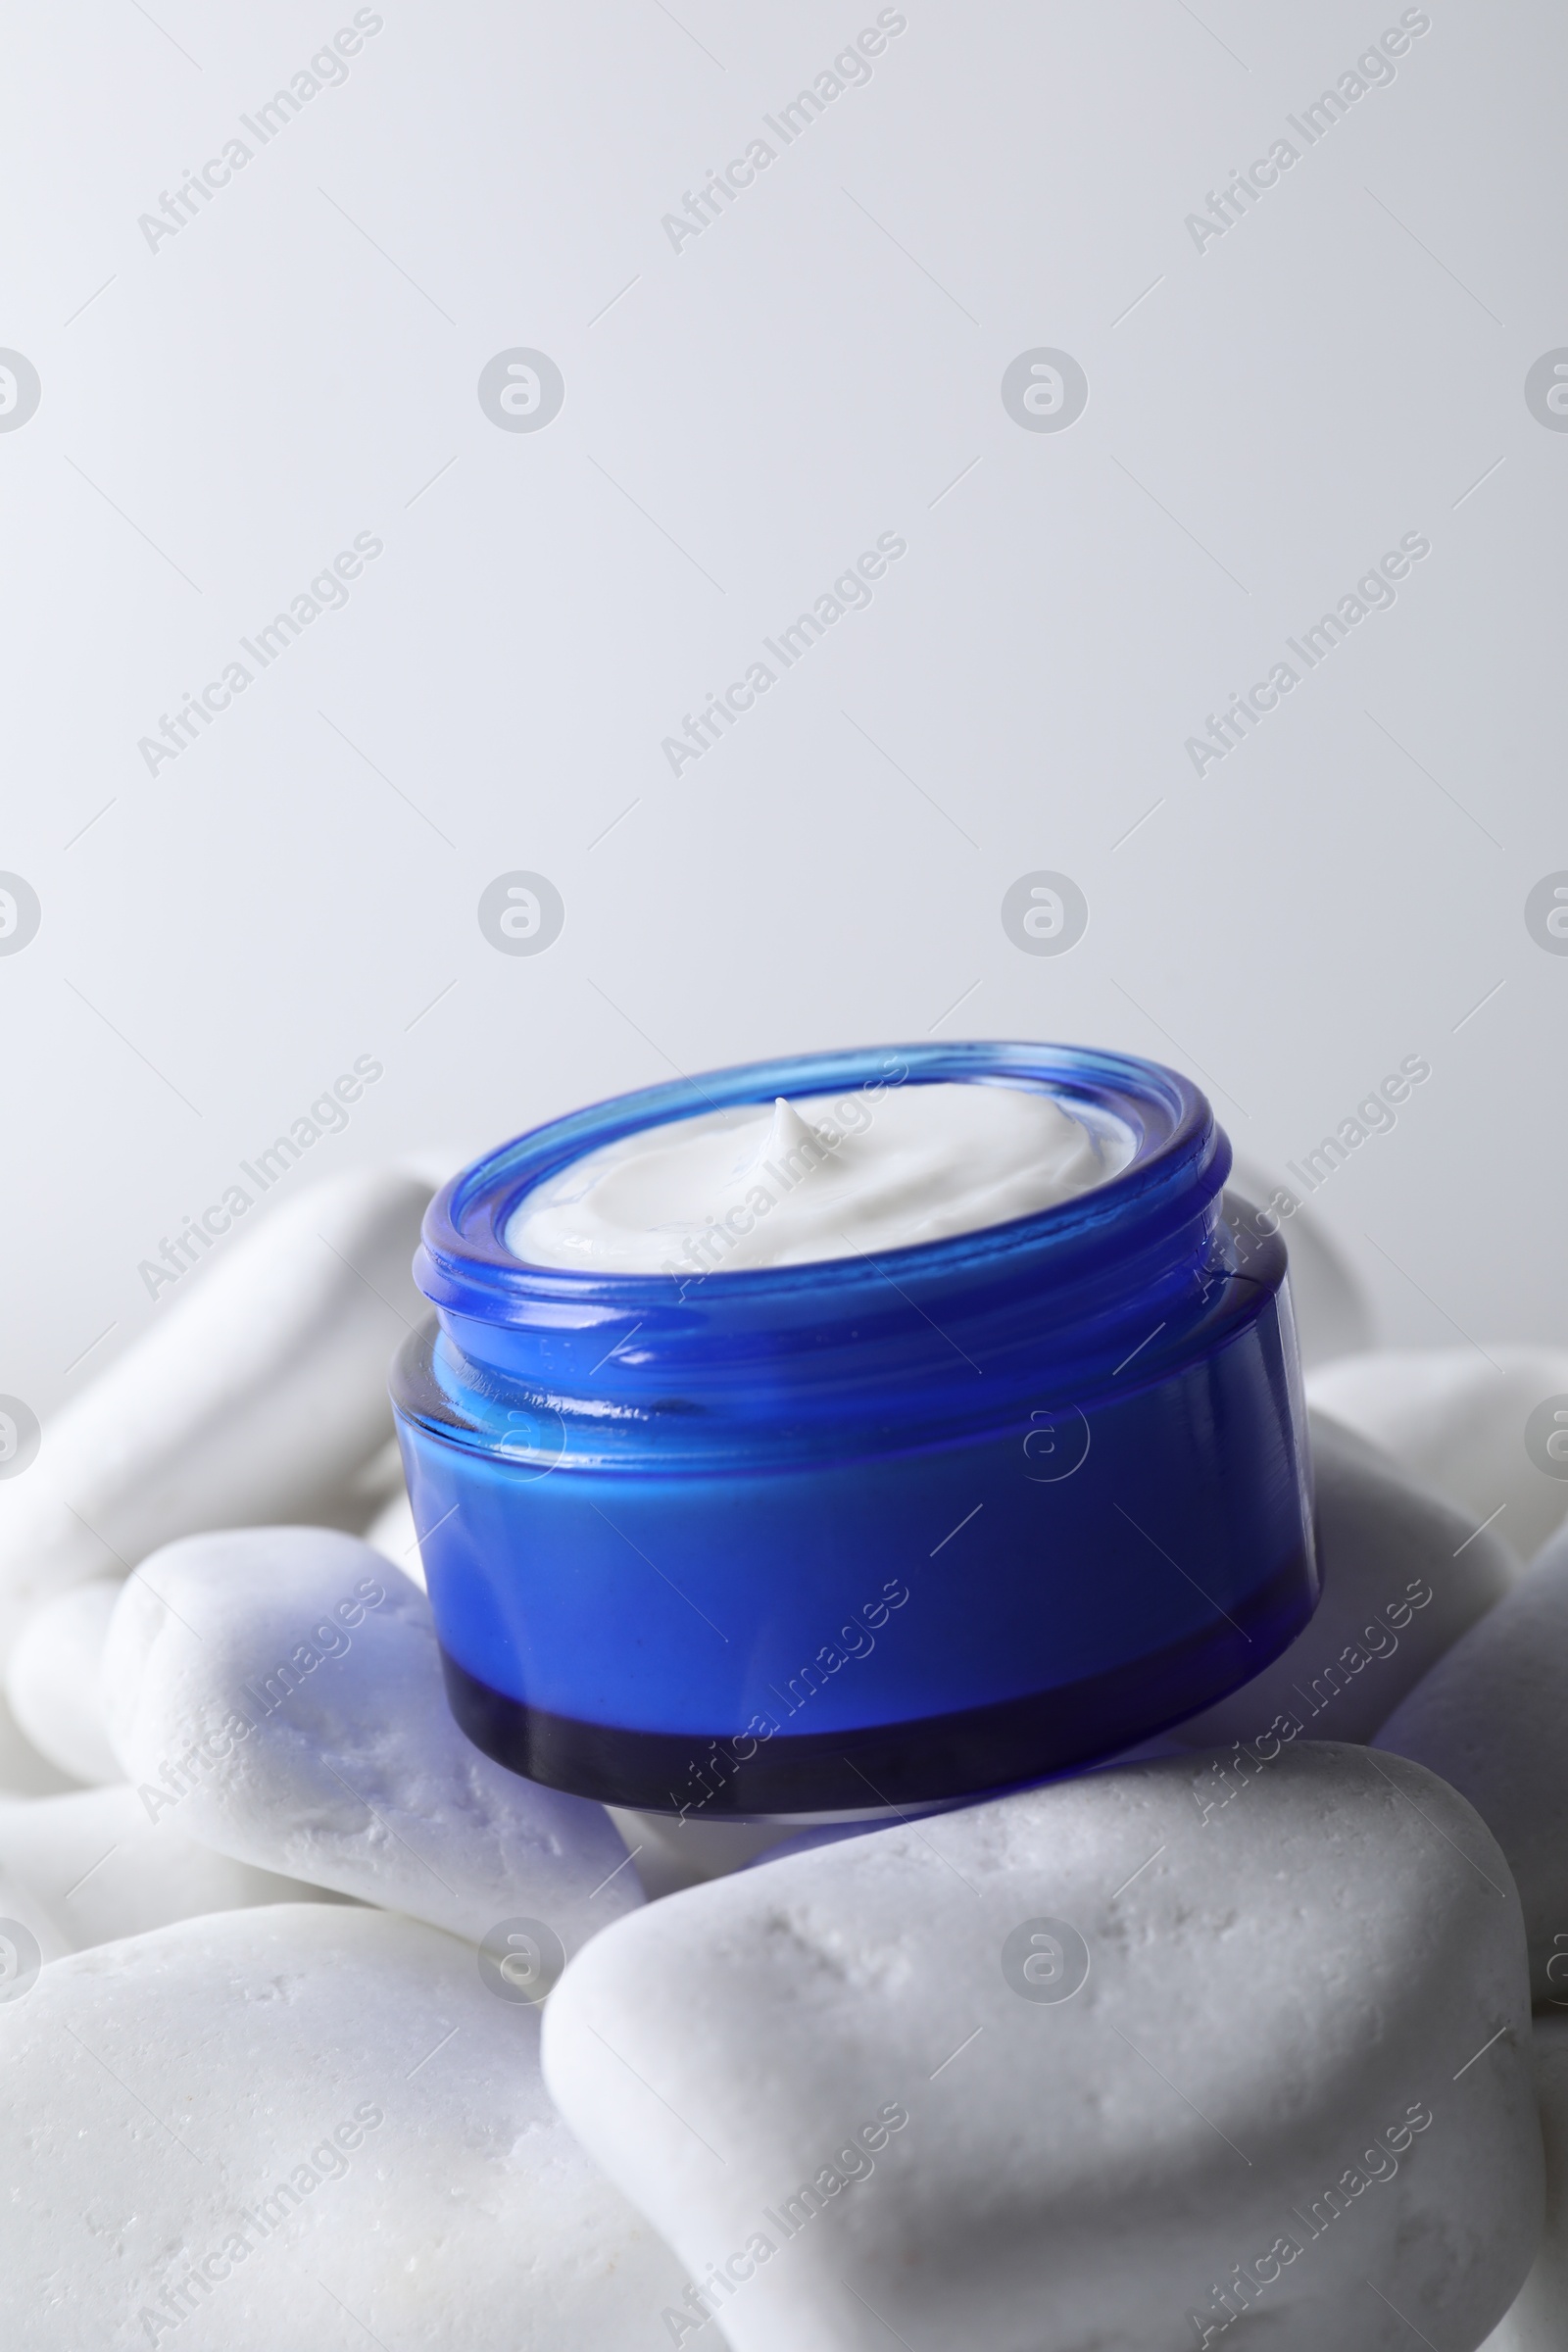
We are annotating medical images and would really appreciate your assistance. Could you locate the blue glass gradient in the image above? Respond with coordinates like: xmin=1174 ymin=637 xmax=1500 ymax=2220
xmin=393 ymin=1042 xmax=1317 ymax=1814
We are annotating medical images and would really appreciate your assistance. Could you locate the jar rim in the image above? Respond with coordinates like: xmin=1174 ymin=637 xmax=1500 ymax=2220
xmin=415 ymin=1040 xmax=1225 ymax=1326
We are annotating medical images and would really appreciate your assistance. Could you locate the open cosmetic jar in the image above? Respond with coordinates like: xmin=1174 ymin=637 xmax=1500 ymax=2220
xmin=391 ymin=1042 xmax=1317 ymax=1816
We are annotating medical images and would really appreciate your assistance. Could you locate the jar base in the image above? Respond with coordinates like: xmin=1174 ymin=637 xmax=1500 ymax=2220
xmin=440 ymin=1544 xmax=1311 ymax=1816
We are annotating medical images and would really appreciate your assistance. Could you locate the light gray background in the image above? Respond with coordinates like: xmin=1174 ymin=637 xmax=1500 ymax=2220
xmin=3 ymin=0 xmax=1562 ymax=1424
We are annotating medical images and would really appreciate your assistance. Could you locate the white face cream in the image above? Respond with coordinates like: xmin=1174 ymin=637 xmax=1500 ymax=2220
xmin=504 ymin=1081 xmax=1132 ymax=1276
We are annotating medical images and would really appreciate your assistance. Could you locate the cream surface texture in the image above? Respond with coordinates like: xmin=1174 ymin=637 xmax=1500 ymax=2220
xmin=505 ymin=1083 xmax=1127 ymax=1275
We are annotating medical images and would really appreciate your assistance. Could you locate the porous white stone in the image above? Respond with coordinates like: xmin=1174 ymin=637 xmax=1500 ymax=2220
xmin=0 ymin=1784 xmax=329 ymax=1955
xmin=1170 ymin=1410 xmax=1514 ymax=1753
xmin=0 ymin=1903 xmax=700 ymax=2350
xmin=5 ymin=1579 xmax=122 ymax=1784
xmin=1481 ymin=2016 xmax=1568 ymax=2351
xmin=1377 ymin=1521 xmax=1568 ymax=2006
xmin=0 ymin=1169 xmax=430 ymax=1661
xmin=1307 ymin=1347 xmax=1568 ymax=1565
xmin=102 ymin=1527 xmax=641 ymax=1952
xmin=544 ymin=1744 xmax=1541 ymax=2352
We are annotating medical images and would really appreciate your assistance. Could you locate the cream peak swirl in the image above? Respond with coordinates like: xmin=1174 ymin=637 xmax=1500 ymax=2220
xmin=504 ymin=1082 xmax=1130 ymax=1277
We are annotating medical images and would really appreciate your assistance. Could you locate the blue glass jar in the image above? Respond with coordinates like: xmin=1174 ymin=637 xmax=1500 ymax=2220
xmin=391 ymin=1042 xmax=1316 ymax=1816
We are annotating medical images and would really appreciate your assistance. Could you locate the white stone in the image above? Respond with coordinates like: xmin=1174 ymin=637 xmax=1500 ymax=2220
xmin=1481 ymin=2016 xmax=1568 ymax=2352
xmin=103 ymin=1526 xmax=641 ymax=1953
xmin=4 ymin=1580 xmax=122 ymax=1783
xmin=1307 ymin=1347 xmax=1568 ymax=1566
xmin=0 ymin=1686 xmax=79 ymax=1797
xmin=1377 ymin=1522 xmax=1568 ymax=2006
xmin=0 ymin=1861 xmax=71 ymax=1980
xmin=0 ymin=1903 xmax=698 ymax=2350
xmin=544 ymin=1744 xmax=1541 ymax=2352
xmin=0 ymin=1169 xmax=431 ymax=1661
xmin=0 ymin=1784 xmax=330 ymax=1956
xmin=1170 ymin=1410 xmax=1515 ymax=1752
